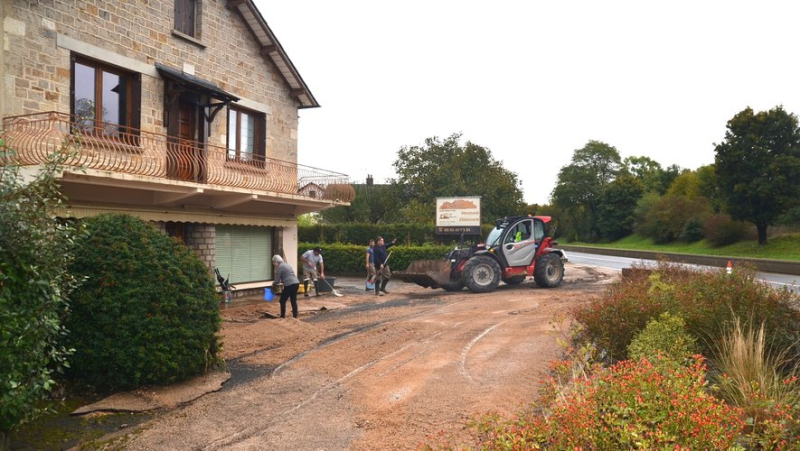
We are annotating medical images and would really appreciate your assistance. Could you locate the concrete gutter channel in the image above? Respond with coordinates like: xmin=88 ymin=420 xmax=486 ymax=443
xmin=560 ymin=245 xmax=800 ymax=276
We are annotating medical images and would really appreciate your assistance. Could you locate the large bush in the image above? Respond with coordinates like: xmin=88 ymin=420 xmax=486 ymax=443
xmin=65 ymin=214 xmax=221 ymax=392
xmin=627 ymin=312 xmax=697 ymax=363
xmin=637 ymin=195 xmax=711 ymax=244
xmin=0 ymin=148 xmax=79 ymax=436
xmin=704 ymin=213 xmax=753 ymax=247
xmin=574 ymin=261 xmax=800 ymax=364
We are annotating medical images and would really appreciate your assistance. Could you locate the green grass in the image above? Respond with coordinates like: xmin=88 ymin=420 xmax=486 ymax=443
xmin=566 ymin=233 xmax=800 ymax=261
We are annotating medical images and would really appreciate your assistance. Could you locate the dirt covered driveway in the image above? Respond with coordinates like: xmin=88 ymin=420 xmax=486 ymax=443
xmin=120 ymin=263 xmax=617 ymax=450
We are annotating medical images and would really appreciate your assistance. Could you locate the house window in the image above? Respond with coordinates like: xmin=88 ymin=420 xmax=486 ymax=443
xmin=227 ymin=107 xmax=266 ymax=162
xmin=165 ymin=222 xmax=187 ymax=243
xmin=216 ymin=225 xmax=273 ymax=284
xmin=72 ymin=56 xmax=140 ymax=137
xmin=174 ymin=0 xmax=197 ymax=37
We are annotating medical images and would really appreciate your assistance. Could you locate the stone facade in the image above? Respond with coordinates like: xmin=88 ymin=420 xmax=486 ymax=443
xmin=1 ymin=0 xmax=300 ymax=161
xmin=0 ymin=0 xmax=337 ymax=289
xmin=185 ymin=223 xmax=216 ymax=269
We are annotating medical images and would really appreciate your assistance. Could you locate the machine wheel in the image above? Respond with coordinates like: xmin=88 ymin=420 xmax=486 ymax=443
xmin=533 ymin=253 xmax=564 ymax=288
xmin=502 ymin=275 xmax=526 ymax=285
xmin=441 ymin=280 xmax=464 ymax=292
xmin=462 ymin=256 xmax=501 ymax=293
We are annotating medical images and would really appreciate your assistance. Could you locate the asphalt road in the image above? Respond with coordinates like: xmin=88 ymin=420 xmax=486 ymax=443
xmin=568 ymin=251 xmax=800 ymax=291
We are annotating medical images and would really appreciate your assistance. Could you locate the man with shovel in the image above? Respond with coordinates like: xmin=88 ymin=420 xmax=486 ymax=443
xmin=373 ymin=236 xmax=397 ymax=296
xmin=300 ymin=247 xmax=325 ymax=297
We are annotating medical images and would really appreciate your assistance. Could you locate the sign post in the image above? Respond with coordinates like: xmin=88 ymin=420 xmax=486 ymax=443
xmin=435 ymin=197 xmax=481 ymax=236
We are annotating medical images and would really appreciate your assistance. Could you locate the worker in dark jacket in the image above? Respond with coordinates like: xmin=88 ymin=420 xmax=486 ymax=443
xmin=272 ymin=255 xmax=300 ymax=318
xmin=372 ymin=236 xmax=397 ymax=296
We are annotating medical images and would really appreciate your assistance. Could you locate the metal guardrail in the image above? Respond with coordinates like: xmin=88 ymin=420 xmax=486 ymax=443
xmin=1 ymin=111 xmax=354 ymax=202
xmin=560 ymin=245 xmax=800 ymax=276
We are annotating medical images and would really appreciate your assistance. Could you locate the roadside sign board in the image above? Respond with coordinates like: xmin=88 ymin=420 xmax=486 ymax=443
xmin=435 ymin=197 xmax=481 ymax=235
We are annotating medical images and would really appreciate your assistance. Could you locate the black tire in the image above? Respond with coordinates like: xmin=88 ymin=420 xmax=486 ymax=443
xmin=502 ymin=275 xmax=526 ymax=285
xmin=533 ymin=253 xmax=564 ymax=288
xmin=461 ymin=256 xmax=501 ymax=293
xmin=441 ymin=280 xmax=465 ymax=292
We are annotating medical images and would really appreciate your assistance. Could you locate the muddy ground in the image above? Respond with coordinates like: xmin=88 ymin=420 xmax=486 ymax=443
xmin=90 ymin=263 xmax=618 ymax=450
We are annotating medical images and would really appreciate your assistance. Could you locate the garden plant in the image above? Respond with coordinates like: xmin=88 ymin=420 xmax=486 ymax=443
xmin=64 ymin=213 xmax=222 ymax=393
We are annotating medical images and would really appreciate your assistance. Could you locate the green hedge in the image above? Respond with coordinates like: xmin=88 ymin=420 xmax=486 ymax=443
xmin=299 ymin=223 xmax=495 ymax=246
xmin=65 ymin=214 xmax=222 ymax=393
xmin=298 ymin=243 xmax=454 ymax=275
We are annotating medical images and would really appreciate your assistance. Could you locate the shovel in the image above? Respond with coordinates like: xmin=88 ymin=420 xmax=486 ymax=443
xmin=319 ymin=277 xmax=343 ymax=297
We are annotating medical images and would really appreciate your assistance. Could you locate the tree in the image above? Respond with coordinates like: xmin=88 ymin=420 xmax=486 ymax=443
xmin=319 ymin=181 xmax=401 ymax=224
xmin=695 ymin=164 xmax=722 ymax=212
xmin=551 ymin=140 xmax=622 ymax=241
xmin=714 ymin=106 xmax=800 ymax=245
xmin=392 ymin=133 xmax=525 ymax=223
xmin=595 ymin=175 xmax=645 ymax=240
xmin=665 ymin=169 xmax=700 ymax=199
xmin=0 ymin=143 xmax=80 ymax=442
xmin=622 ymin=156 xmax=666 ymax=194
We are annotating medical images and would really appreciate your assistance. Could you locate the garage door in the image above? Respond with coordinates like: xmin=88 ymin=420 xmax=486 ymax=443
xmin=216 ymin=225 xmax=273 ymax=284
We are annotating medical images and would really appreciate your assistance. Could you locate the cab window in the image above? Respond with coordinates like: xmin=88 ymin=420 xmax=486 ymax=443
xmin=505 ymin=221 xmax=532 ymax=243
xmin=534 ymin=220 xmax=545 ymax=241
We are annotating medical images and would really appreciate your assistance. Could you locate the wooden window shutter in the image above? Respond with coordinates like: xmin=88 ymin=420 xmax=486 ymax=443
xmin=258 ymin=114 xmax=267 ymax=158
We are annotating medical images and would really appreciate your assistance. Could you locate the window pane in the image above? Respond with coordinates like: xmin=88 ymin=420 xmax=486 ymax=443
xmin=242 ymin=113 xmax=255 ymax=159
xmin=101 ymin=71 xmax=124 ymax=135
xmin=228 ymin=109 xmax=237 ymax=159
xmin=74 ymin=62 xmax=95 ymax=131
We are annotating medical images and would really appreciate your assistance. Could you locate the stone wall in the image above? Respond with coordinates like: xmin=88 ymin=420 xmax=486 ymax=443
xmin=185 ymin=223 xmax=216 ymax=269
xmin=2 ymin=0 xmax=300 ymax=162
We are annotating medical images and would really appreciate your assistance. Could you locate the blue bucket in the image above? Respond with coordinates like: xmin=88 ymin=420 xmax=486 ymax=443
xmin=264 ymin=288 xmax=274 ymax=302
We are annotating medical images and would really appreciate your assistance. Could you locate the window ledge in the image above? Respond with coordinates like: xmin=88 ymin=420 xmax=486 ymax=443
xmin=171 ymin=30 xmax=206 ymax=49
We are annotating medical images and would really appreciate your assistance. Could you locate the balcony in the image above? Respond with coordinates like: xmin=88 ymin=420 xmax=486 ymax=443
xmin=2 ymin=111 xmax=353 ymax=202
xmin=1 ymin=112 xmax=354 ymax=221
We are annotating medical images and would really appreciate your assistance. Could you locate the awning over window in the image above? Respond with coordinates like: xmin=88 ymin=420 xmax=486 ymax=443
xmin=155 ymin=63 xmax=240 ymax=103
xmin=57 ymin=205 xmax=295 ymax=228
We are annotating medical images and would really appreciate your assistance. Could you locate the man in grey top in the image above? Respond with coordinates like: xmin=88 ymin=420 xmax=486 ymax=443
xmin=300 ymin=247 xmax=325 ymax=297
xmin=272 ymin=255 xmax=301 ymax=318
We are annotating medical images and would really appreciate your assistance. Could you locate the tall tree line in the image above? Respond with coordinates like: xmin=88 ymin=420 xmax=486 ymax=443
xmin=551 ymin=106 xmax=800 ymax=245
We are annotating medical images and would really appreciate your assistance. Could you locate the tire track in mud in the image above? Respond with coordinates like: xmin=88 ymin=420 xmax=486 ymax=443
xmin=206 ymin=288 xmax=573 ymax=449
xmin=134 ymin=267 xmax=613 ymax=450
xmin=458 ymin=321 xmax=508 ymax=384
xmin=204 ymin=319 xmax=470 ymax=449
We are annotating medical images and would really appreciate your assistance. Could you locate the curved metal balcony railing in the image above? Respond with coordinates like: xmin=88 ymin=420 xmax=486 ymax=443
xmin=1 ymin=112 xmax=355 ymax=203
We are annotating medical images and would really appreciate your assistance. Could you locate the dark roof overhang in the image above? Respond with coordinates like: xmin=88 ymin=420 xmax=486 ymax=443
xmin=226 ymin=0 xmax=320 ymax=109
xmin=155 ymin=63 xmax=241 ymax=103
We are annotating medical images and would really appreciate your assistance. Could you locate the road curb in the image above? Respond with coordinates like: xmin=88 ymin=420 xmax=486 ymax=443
xmin=560 ymin=245 xmax=800 ymax=276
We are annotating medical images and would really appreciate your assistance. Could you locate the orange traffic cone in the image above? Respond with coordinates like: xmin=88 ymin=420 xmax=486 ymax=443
xmin=726 ymin=260 xmax=733 ymax=275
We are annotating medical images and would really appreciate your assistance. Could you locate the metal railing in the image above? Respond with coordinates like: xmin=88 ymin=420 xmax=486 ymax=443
xmin=1 ymin=112 xmax=354 ymax=202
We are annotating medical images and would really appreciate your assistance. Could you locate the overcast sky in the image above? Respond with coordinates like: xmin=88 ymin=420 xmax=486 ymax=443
xmin=255 ymin=0 xmax=800 ymax=205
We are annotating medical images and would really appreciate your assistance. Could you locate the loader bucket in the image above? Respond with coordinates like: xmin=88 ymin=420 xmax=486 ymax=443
xmin=394 ymin=260 xmax=454 ymax=289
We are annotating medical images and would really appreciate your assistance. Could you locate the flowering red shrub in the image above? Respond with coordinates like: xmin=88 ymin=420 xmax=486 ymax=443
xmin=453 ymin=356 xmax=744 ymax=450
xmin=532 ymin=356 xmax=744 ymax=448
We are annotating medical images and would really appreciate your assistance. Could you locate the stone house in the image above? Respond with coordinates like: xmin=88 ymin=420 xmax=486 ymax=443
xmin=1 ymin=0 xmax=354 ymax=296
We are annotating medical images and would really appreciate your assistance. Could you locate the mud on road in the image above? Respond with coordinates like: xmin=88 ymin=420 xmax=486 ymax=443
xmin=119 ymin=264 xmax=617 ymax=450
